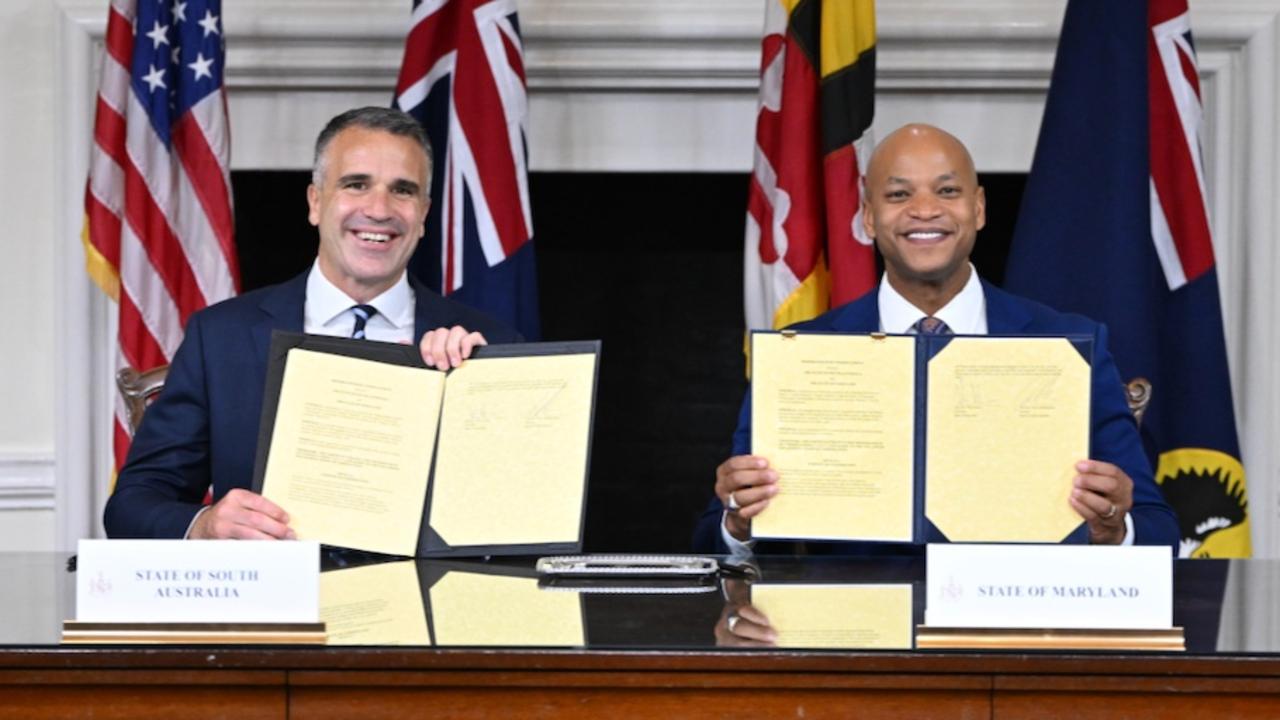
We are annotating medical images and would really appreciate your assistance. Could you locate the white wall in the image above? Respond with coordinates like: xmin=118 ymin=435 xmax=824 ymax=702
xmin=2 ymin=0 xmax=1277 ymax=560
xmin=0 ymin=0 xmax=57 ymax=552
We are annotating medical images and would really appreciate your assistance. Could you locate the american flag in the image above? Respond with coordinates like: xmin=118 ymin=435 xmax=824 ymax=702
xmin=83 ymin=0 xmax=239 ymax=470
xmin=393 ymin=0 xmax=541 ymax=340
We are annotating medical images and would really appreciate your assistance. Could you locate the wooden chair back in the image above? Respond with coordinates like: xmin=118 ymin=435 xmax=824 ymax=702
xmin=1125 ymin=377 xmax=1152 ymax=427
xmin=116 ymin=365 xmax=170 ymax=435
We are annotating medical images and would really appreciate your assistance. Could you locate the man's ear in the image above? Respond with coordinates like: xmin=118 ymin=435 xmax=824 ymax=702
xmin=974 ymin=185 xmax=987 ymax=232
xmin=306 ymin=184 xmax=320 ymax=227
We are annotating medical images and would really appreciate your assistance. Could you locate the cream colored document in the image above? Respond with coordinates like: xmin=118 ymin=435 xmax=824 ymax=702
xmin=751 ymin=584 xmax=913 ymax=649
xmin=428 ymin=353 xmax=596 ymax=548
xmin=261 ymin=349 xmax=444 ymax=556
xmin=321 ymin=561 xmax=431 ymax=646
xmin=925 ymin=337 xmax=1089 ymax=542
xmin=430 ymin=570 xmax=584 ymax=647
xmin=751 ymin=333 xmax=917 ymax=541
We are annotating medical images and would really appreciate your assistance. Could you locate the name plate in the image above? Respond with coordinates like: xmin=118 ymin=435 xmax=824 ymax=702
xmin=76 ymin=540 xmax=320 ymax=623
xmin=925 ymin=544 xmax=1172 ymax=630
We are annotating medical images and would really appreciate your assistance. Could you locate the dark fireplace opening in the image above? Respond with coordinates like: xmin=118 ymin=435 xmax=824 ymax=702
xmin=231 ymin=170 xmax=1025 ymax=552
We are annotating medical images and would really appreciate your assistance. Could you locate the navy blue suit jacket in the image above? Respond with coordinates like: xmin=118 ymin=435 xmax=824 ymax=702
xmin=104 ymin=270 xmax=521 ymax=539
xmin=693 ymin=281 xmax=1179 ymax=553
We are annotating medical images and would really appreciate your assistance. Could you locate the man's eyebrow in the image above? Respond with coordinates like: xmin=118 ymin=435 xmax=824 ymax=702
xmin=336 ymin=173 xmax=372 ymax=185
xmin=884 ymin=175 xmax=911 ymax=185
xmin=390 ymin=178 xmax=422 ymax=194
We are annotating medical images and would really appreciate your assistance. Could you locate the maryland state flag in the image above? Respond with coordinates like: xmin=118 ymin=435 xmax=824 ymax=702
xmin=1005 ymin=0 xmax=1250 ymax=557
xmin=744 ymin=0 xmax=878 ymax=336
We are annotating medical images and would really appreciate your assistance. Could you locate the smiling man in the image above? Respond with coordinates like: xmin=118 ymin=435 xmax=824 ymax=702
xmin=104 ymin=107 xmax=521 ymax=540
xmin=695 ymin=123 xmax=1178 ymax=554
xmin=309 ymin=121 xmax=429 ymax=306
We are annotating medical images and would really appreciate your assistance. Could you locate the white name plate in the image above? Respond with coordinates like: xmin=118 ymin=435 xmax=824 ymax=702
xmin=76 ymin=540 xmax=320 ymax=623
xmin=925 ymin=544 xmax=1172 ymax=630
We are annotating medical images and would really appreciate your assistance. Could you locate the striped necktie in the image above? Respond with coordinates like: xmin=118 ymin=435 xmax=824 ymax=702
xmin=350 ymin=305 xmax=378 ymax=339
xmin=912 ymin=316 xmax=952 ymax=335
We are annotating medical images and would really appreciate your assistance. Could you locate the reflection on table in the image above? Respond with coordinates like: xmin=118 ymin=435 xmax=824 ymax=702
xmin=1 ymin=553 xmax=1275 ymax=654
xmin=4 ymin=554 xmax=1280 ymax=719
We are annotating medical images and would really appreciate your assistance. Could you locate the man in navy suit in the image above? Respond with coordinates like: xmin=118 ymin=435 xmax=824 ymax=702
xmin=104 ymin=107 xmax=520 ymax=540
xmin=696 ymin=123 xmax=1178 ymax=554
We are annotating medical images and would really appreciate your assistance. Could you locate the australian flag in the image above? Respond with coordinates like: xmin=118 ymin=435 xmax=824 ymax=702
xmin=1005 ymin=0 xmax=1250 ymax=557
xmin=393 ymin=0 xmax=541 ymax=340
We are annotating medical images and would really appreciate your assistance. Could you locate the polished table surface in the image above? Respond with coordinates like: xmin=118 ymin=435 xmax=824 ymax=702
xmin=2 ymin=552 xmax=1279 ymax=719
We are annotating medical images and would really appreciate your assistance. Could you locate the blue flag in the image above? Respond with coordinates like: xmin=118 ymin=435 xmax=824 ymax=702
xmin=392 ymin=0 xmax=541 ymax=340
xmin=1004 ymin=0 xmax=1249 ymax=557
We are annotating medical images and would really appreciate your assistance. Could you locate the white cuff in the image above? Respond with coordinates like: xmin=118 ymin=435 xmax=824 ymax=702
xmin=720 ymin=511 xmax=756 ymax=555
xmin=1119 ymin=512 xmax=1134 ymax=546
xmin=183 ymin=506 xmax=211 ymax=539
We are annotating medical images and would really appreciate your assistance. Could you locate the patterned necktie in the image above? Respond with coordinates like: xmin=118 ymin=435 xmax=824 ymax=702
xmin=350 ymin=305 xmax=378 ymax=339
xmin=912 ymin=316 xmax=953 ymax=335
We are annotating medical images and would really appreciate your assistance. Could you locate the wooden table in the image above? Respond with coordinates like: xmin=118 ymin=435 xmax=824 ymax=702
xmin=3 ymin=553 xmax=1277 ymax=718
xmin=3 ymin=645 xmax=1280 ymax=719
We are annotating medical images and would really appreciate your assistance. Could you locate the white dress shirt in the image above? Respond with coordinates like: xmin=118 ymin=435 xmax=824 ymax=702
xmin=877 ymin=264 xmax=987 ymax=335
xmin=723 ymin=265 xmax=1132 ymax=551
xmin=304 ymin=260 xmax=416 ymax=344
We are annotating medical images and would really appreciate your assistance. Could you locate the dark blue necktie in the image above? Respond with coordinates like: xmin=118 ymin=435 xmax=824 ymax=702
xmin=912 ymin=316 xmax=952 ymax=335
xmin=350 ymin=305 xmax=378 ymax=339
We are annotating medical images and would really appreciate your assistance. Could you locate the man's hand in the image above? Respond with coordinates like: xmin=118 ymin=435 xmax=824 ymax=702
xmin=419 ymin=326 xmax=487 ymax=370
xmin=1069 ymin=459 xmax=1133 ymax=545
xmin=188 ymin=489 xmax=294 ymax=540
xmin=714 ymin=579 xmax=777 ymax=648
xmin=714 ymin=455 xmax=779 ymax=541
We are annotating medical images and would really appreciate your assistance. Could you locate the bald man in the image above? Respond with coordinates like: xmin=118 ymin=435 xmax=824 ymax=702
xmin=695 ymin=124 xmax=1178 ymax=555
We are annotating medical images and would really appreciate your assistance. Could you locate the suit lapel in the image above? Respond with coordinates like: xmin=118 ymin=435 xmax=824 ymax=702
xmin=253 ymin=270 xmax=308 ymax=363
xmin=409 ymin=274 xmax=472 ymax=343
xmin=827 ymin=291 xmax=881 ymax=332
xmin=410 ymin=275 xmax=432 ymax=343
xmin=982 ymin=280 xmax=1035 ymax=334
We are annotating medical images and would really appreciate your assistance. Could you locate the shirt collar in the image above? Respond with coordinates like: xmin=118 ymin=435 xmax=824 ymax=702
xmin=304 ymin=260 xmax=415 ymax=332
xmin=877 ymin=263 xmax=988 ymax=334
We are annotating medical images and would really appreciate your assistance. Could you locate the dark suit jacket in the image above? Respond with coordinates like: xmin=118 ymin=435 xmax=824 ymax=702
xmin=693 ymin=280 xmax=1179 ymax=553
xmin=104 ymin=270 xmax=521 ymax=538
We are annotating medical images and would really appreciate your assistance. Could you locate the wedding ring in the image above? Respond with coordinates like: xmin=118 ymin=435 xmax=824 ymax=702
xmin=1101 ymin=503 xmax=1118 ymax=520
xmin=727 ymin=614 xmax=740 ymax=633
xmin=727 ymin=492 xmax=741 ymax=512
